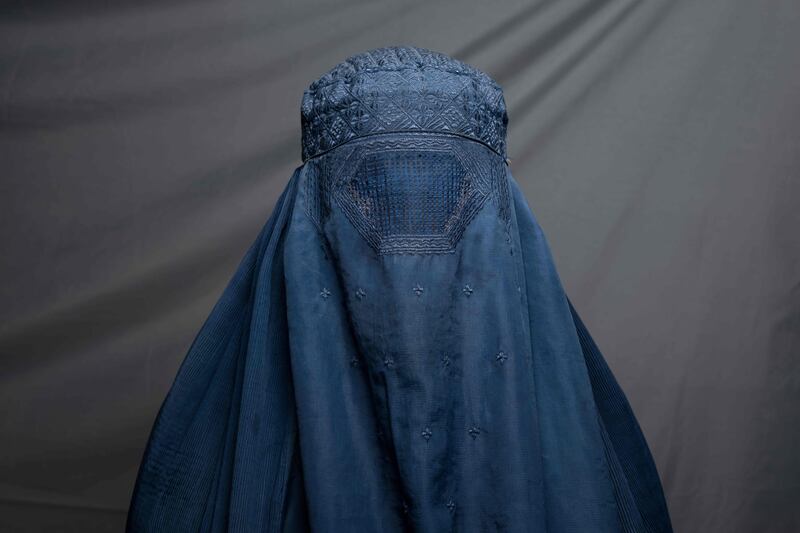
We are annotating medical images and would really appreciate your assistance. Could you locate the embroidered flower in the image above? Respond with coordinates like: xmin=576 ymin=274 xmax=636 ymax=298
xmin=320 ymin=287 xmax=331 ymax=299
xmin=495 ymin=350 xmax=508 ymax=364
xmin=462 ymin=284 xmax=474 ymax=297
xmin=413 ymin=283 xmax=424 ymax=296
xmin=421 ymin=427 xmax=432 ymax=441
xmin=355 ymin=287 xmax=366 ymax=300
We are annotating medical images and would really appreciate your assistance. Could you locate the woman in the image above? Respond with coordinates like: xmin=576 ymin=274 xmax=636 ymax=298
xmin=127 ymin=45 xmax=672 ymax=533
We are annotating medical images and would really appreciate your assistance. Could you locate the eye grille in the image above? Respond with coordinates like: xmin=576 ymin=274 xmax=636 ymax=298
xmin=346 ymin=150 xmax=471 ymax=238
xmin=304 ymin=133 xmax=507 ymax=255
xmin=336 ymin=146 xmax=489 ymax=255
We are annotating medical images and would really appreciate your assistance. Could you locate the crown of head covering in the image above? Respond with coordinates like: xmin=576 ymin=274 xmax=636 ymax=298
xmin=300 ymin=45 xmax=508 ymax=162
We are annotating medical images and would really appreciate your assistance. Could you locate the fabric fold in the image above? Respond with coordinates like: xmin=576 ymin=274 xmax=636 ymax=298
xmin=567 ymin=295 xmax=673 ymax=533
xmin=127 ymin=167 xmax=301 ymax=532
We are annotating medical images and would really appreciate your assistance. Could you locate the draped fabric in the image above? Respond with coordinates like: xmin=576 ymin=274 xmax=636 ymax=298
xmin=126 ymin=46 xmax=672 ymax=532
xmin=3 ymin=2 xmax=800 ymax=532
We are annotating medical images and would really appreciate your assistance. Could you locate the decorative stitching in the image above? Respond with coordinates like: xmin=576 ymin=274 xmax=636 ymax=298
xmin=303 ymin=158 xmax=330 ymax=235
xmin=494 ymin=164 xmax=513 ymax=230
xmin=342 ymin=134 xmax=499 ymax=254
xmin=303 ymin=132 xmax=509 ymax=255
xmin=301 ymin=46 xmax=508 ymax=162
xmin=300 ymin=46 xmax=512 ymax=255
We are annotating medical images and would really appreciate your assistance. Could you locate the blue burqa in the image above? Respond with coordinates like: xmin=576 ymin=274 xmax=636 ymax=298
xmin=127 ymin=46 xmax=673 ymax=532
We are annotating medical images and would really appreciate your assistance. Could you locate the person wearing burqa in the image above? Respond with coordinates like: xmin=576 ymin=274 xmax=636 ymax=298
xmin=127 ymin=46 xmax=673 ymax=532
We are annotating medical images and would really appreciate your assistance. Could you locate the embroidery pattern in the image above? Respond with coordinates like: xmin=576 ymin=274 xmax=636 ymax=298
xmin=305 ymin=133 xmax=506 ymax=255
xmin=493 ymin=163 xmax=513 ymax=237
xmin=421 ymin=427 xmax=433 ymax=441
xmin=339 ymin=137 xmax=489 ymax=254
xmin=300 ymin=47 xmax=512 ymax=255
xmin=303 ymin=158 xmax=330 ymax=236
xmin=301 ymin=46 xmax=508 ymax=162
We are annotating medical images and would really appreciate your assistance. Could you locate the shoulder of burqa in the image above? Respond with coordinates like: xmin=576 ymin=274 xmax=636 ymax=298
xmin=126 ymin=45 xmax=673 ymax=533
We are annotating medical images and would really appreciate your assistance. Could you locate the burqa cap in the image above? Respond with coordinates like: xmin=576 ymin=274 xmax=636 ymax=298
xmin=300 ymin=45 xmax=508 ymax=162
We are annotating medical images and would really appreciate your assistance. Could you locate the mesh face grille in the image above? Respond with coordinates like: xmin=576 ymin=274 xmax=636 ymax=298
xmin=345 ymin=150 xmax=471 ymax=238
xmin=304 ymin=132 xmax=508 ymax=255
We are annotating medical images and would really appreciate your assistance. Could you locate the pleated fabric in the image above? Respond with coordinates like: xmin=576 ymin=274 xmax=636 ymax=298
xmin=127 ymin=46 xmax=672 ymax=533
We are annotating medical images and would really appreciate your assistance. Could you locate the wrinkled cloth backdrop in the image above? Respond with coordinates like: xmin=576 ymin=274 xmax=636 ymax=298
xmin=1 ymin=1 xmax=798 ymax=532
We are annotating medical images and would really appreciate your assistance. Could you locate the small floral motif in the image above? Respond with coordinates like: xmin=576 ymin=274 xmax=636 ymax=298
xmin=421 ymin=427 xmax=432 ymax=441
xmin=468 ymin=425 xmax=481 ymax=439
xmin=462 ymin=284 xmax=474 ymax=297
xmin=441 ymin=354 xmax=451 ymax=367
xmin=446 ymin=499 xmax=456 ymax=513
xmin=402 ymin=500 xmax=409 ymax=514
xmin=413 ymin=283 xmax=424 ymax=296
xmin=319 ymin=287 xmax=331 ymax=299
xmin=349 ymin=355 xmax=360 ymax=368
xmin=383 ymin=355 xmax=395 ymax=368
xmin=355 ymin=287 xmax=366 ymax=300
xmin=495 ymin=350 xmax=508 ymax=364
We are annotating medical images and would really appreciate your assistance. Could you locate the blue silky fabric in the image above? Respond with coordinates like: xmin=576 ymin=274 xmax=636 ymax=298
xmin=127 ymin=46 xmax=672 ymax=532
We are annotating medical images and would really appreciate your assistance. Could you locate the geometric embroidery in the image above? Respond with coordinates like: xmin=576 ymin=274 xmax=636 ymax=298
xmin=299 ymin=45 xmax=512 ymax=255
xmin=304 ymin=132 xmax=508 ymax=255
xmin=334 ymin=134 xmax=502 ymax=255
xmin=301 ymin=45 xmax=508 ymax=162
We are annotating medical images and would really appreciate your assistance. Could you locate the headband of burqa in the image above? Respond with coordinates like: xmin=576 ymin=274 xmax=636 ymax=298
xmin=127 ymin=46 xmax=673 ymax=532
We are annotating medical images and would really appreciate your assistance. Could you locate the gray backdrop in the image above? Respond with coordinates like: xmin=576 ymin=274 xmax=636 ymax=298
xmin=1 ymin=1 xmax=798 ymax=531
